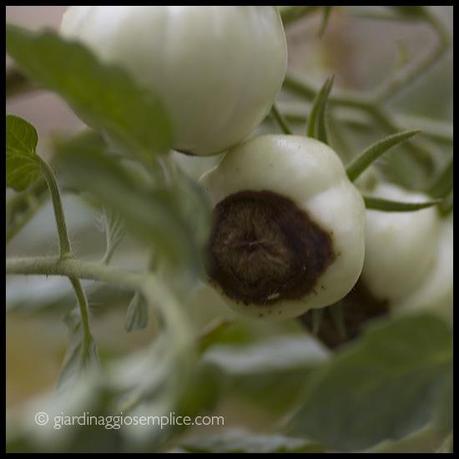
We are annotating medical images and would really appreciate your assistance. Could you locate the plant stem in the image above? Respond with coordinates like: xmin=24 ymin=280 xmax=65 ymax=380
xmin=38 ymin=156 xmax=72 ymax=258
xmin=69 ymin=277 xmax=93 ymax=355
xmin=271 ymin=103 xmax=293 ymax=135
xmin=14 ymin=158 xmax=99 ymax=354
xmin=6 ymin=256 xmax=144 ymax=289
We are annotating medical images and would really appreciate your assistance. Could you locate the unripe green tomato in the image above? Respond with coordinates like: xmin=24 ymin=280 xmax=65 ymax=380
xmin=362 ymin=183 xmax=441 ymax=303
xmin=200 ymin=135 xmax=366 ymax=319
xmin=60 ymin=6 xmax=287 ymax=156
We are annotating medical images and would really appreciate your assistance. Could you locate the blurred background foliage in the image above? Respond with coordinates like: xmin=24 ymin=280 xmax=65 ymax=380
xmin=6 ymin=6 xmax=452 ymax=453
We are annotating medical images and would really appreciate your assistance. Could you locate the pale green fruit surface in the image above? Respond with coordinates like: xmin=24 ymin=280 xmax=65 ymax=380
xmin=60 ymin=6 xmax=287 ymax=156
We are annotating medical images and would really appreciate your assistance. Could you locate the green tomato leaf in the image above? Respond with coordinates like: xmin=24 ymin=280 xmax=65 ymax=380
xmin=346 ymin=130 xmax=420 ymax=182
xmin=54 ymin=133 xmax=202 ymax=271
xmin=181 ymin=429 xmax=325 ymax=453
xmin=100 ymin=208 xmax=125 ymax=265
xmin=125 ymin=291 xmax=149 ymax=332
xmin=203 ymin=335 xmax=329 ymax=377
xmin=367 ymin=424 xmax=450 ymax=453
xmin=172 ymin=362 xmax=222 ymax=436
xmin=433 ymin=364 xmax=453 ymax=434
xmin=6 ymin=114 xmax=41 ymax=191
xmin=6 ymin=176 xmax=48 ymax=242
xmin=363 ymin=195 xmax=441 ymax=212
xmin=6 ymin=24 xmax=172 ymax=164
xmin=111 ymin=277 xmax=196 ymax=442
xmin=202 ymin=335 xmax=329 ymax=414
xmin=306 ymin=76 xmax=334 ymax=144
xmin=287 ymin=314 xmax=452 ymax=452
xmin=197 ymin=318 xmax=234 ymax=354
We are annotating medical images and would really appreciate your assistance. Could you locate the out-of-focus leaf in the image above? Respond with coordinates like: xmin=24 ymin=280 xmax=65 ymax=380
xmin=6 ymin=275 xmax=132 ymax=316
xmin=363 ymin=195 xmax=440 ymax=211
xmin=171 ymin=163 xmax=212 ymax=252
xmin=125 ymin=291 xmax=149 ymax=332
xmin=55 ymin=137 xmax=200 ymax=270
xmin=100 ymin=208 xmax=125 ymax=264
xmin=367 ymin=424 xmax=449 ymax=453
xmin=6 ymin=25 xmax=172 ymax=164
xmin=197 ymin=318 xmax=234 ymax=353
xmin=7 ymin=368 xmax=110 ymax=453
xmin=203 ymin=335 xmax=329 ymax=375
xmin=306 ymin=76 xmax=334 ymax=143
xmin=346 ymin=130 xmax=420 ymax=182
xmin=6 ymin=177 xmax=48 ymax=242
xmin=287 ymin=314 xmax=452 ymax=452
xmin=181 ymin=429 xmax=325 ymax=453
xmin=57 ymin=308 xmax=99 ymax=391
xmin=174 ymin=363 xmax=222 ymax=427
xmin=202 ymin=335 xmax=329 ymax=414
xmin=108 ymin=277 xmax=196 ymax=450
xmin=433 ymin=364 xmax=453 ymax=434
xmin=436 ymin=433 xmax=453 ymax=453
xmin=366 ymin=365 xmax=452 ymax=453
xmin=6 ymin=114 xmax=41 ymax=191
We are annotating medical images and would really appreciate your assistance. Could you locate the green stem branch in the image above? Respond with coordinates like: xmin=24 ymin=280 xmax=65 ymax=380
xmin=69 ymin=277 xmax=93 ymax=355
xmin=39 ymin=156 xmax=72 ymax=258
xmin=6 ymin=256 xmax=144 ymax=289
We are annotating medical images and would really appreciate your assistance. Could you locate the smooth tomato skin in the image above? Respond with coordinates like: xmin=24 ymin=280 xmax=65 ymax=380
xmin=60 ymin=6 xmax=287 ymax=156
xmin=394 ymin=216 xmax=452 ymax=322
xmin=362 ymin=183 xmax=441 ymax=303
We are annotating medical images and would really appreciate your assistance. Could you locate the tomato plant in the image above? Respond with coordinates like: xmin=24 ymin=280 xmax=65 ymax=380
xmin=6 ymin=6 xmax=452 ymax=453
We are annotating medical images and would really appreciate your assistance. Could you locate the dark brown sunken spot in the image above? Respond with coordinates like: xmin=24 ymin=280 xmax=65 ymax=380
xmin=299 ymin=279 xmax=390 ymax=349
xmin=207 ymin=190 xmax=335 ymax=306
